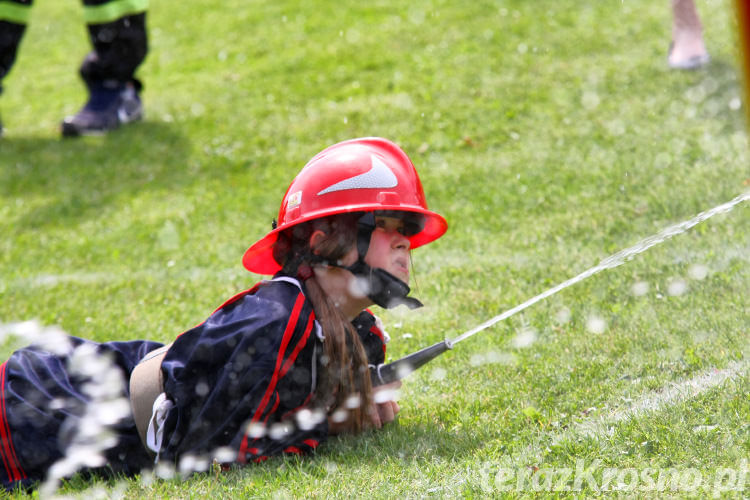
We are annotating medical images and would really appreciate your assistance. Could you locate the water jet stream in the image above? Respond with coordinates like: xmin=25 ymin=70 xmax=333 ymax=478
xmin=450 ymin=190 xmax=750 ymax=345
xmin=372 ymin=191 xmax=749 ymax=385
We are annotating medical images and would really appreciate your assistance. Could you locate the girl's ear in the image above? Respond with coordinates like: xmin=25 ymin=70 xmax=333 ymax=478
xmin=309 ymin=230 xmax=327 ymax=255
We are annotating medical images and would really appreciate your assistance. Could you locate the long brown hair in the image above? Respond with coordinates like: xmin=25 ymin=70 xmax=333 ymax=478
xmin=274 ymin=213 xmax=374 ymax=431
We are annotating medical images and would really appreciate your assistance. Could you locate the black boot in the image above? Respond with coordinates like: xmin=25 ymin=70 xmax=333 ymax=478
xmin=61 ymin=12 xmax=147 ymax=137
xmin=61 ymin=79 xmax=142 ymax=137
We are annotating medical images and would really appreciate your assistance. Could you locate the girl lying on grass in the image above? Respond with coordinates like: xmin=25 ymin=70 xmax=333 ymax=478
xmin=0 ymin=137 xmax=447 ymax=490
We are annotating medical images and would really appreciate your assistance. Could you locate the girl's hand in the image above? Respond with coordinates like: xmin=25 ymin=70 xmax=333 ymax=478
xmin=369 ymin=380 xmax=401 ymax=429
xmin=328 ymin=380 xmax=402 ymax=435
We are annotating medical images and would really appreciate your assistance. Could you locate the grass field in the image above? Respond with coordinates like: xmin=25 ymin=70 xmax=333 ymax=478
xmin=1 ymin=0 xmax=749 ymax=497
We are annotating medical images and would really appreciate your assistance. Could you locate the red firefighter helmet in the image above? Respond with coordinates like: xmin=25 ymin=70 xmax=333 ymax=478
xmin=243 ymin=137 xmax=448 ymax=275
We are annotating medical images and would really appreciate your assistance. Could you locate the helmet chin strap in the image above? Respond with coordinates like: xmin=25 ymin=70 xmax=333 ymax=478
xmin=345 ymin=259 xmax=423 ymax=310
xmin=334 ymin=213 xmax=423 ymax=310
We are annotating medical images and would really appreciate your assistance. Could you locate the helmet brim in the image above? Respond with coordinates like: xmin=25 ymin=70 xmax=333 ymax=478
xmin=242 ymin=207 xmax=447 ymax=275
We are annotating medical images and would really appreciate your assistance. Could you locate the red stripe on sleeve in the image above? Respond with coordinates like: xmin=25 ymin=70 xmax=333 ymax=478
xmin=279 ymin=313 xmax=315 ymax=378
xmin=257 ymin=392 xmax=280 ymax=428
xmin=238 ymin=293 xmax=306 ymax=461
xmin=370 ymin=325 xmax=387 ymax=355
xmin=0 ymin=363 xmax=15 ymax=481
xmin=0 ymin=363 xmax=26 ymax=481
xmin=212 ymin=285 xmax=262 ymax=314
xmin=365 ymin=310 xmax=387 ymax=355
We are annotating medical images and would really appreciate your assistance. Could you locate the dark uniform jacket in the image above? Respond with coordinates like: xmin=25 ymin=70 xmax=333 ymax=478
xmin=0 ymin=277 xmax=387 ymax=490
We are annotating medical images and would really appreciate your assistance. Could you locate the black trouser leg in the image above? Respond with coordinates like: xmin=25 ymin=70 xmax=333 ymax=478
xmin=0 ymin=21 xmax=26 ymax=94
xmin=0 ymin=0 xmax=33 ymax=94
xmin=1 ymin=1 xmax=31 ymax=133
xmin=79 ymin=8 xmax=148 ymax=90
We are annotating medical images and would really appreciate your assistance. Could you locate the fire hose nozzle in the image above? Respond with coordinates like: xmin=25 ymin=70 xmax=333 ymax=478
xmin=370 ymin=339 xmax=453 ymax=386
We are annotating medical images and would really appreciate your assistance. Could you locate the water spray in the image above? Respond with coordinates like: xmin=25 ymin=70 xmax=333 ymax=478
xmin=371 ymin=191 xmax=750 ymax=386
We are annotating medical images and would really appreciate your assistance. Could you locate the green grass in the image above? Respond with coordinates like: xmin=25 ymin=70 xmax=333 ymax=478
xmin=1 ymin=0 xmax=749 ymax=497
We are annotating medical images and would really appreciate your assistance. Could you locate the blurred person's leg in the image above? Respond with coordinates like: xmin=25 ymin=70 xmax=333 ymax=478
xmin=62 ymin=0 xmax=148 ymax=137
xmin=0 ymin=0 xmax=32 ymax=135
xmin=669 ymin=0 xmax=710 ymax=69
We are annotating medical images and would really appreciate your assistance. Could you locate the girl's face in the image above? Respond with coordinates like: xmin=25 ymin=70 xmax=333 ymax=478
xmin=315 ymin=214 xmax=412 ymax=317
xmin=363 ymin=215 xmax=412 ymax=283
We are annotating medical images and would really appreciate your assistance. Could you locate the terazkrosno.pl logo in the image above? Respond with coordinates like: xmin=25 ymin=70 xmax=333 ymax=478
xmin=477 ymin=459 xmax=748 ymax=495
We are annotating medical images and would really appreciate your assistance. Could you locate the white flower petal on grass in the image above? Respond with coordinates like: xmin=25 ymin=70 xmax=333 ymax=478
xmin=654 ymin=152 xmax=672 ymax=169
xmin=631 ymin=281 xmax=649 ymax=296
xmin=430 ymin=367 xmax=447 ymax=381
xmin=470 ymin=353 xmax=485 ymax=366
xmin=586 ymin=315 xmax=607 ymax=334
xmin=667 ymin=278 xmax=688 ymax=296
xmin=692 ymin=424 xmax=718 ymax=433
xmin=554 ymin=307 xmax=571 ymax=324
xmin=486 ymin=351 xmax=516 ymax=365
xmin=581 ymin=90 xmax=600 ymax=110
xmin=688 ymin=264 xmax=708 ymax=280
xmin=512 ymin=327 xmax=537 ymax=348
